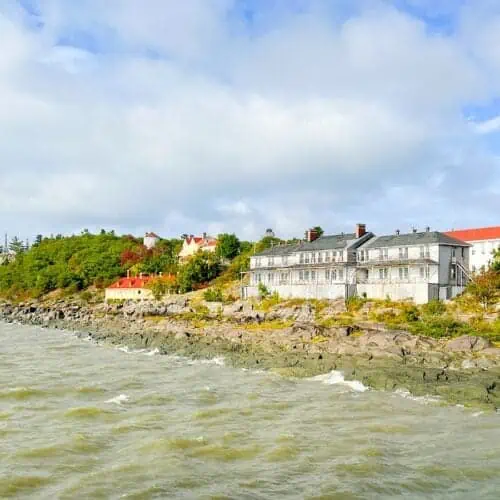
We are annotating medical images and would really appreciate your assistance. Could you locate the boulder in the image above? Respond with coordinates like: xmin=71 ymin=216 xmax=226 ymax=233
xmin=446 ymin=335 xmax=492 ymax=352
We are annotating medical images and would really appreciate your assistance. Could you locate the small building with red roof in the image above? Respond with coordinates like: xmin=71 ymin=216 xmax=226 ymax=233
xmin=105 ymin=275 xmax=154 ymax=301
xmin=445 ymin=226 xmax=500 ymax=272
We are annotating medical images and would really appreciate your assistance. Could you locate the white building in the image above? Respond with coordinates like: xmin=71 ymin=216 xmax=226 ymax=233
xmin=178 ymin=233 xmax=217 ymax=261
xmin=243 ymin=224 xmax=373 ymax=300
xmin=356 ymin=230 xmax=470 ymax=303
xmin=444 ymin=226 xmax=500 ymax=273
xmin=243 ymin=226 xmax=471 ymax=304
xmin=143 ymin=232 xmax=160 ymax=249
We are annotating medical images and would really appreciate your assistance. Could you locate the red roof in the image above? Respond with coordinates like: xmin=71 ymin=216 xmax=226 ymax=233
xmin=107 ymin=277 xmax=153 ymax=289
xmin=445 ymin=226 xmax=500 ymax=242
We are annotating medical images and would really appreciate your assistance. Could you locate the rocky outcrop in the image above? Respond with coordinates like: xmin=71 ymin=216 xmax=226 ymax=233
xmin=1 ymin=297 xmax=500 ymax=410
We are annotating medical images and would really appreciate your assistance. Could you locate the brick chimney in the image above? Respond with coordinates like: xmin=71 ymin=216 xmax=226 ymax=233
xmin=355 ymin=223 xmax=366 ymax=238
xmin=305 ymin=228 xmax=319 ymax=242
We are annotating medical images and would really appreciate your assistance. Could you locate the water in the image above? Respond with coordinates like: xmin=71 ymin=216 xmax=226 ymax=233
xmin=1 ymin=323 xmax=500 ymax=499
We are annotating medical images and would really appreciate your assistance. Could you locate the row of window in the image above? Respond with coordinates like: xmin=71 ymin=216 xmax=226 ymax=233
xmin=252 ymin=268 xmax=346 ymax=284
xmin=358 ymin=246 xmax=432 ymax=261
xmin=373 ymin=266 xmax=430 ymax=280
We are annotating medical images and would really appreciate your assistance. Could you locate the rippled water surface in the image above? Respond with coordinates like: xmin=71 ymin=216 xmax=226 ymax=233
xmin=1 ymin=323 xmax=500 ymax=499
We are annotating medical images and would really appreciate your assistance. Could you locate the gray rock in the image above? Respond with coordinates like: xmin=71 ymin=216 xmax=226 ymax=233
xmin=447 ymin=335 xmax=492 ymax=352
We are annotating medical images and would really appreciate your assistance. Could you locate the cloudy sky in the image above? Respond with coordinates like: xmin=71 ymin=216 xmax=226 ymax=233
xmin=1 ymin=0 xmax=499 ymax=242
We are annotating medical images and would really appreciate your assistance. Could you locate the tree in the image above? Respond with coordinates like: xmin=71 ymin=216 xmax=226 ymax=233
xmin=466 ymin=269 xmax=500 ymax=310
xmin=176 ymin=252 xmax=221 ymax=293
xmin=216 ymin=233 xmax=241 ymax=260
xmin=493 ymin=249 xmax=500 ymax=272
xmin=9 ymin=237 xmax=24 ymax=255
xmin=312 ymin=226 xmax=324 ymax=237
xmin=146 ymin=276 xmax=176 ymax=300
xmin=33 ymin=235 xmax=43 ymax=247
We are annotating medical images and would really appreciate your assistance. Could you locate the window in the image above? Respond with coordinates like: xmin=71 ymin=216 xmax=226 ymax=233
xmin=399 ymin=247 xmax=408 ymax=259
xmin=358 ymin=250 xmax=366 ymax=261
xmin=481 ymin=243 xmax=485 ymax=254
xmin=304 ymin=270 xmax=310 ymax=281
xmin=311 ymin=253 xmax=316 ymax=264
xmin=451 ymin=248 xmax=456 ymax=258
xmin=311 ymin=271 xmax=316 ymax=281
xmin=450 ymin=265 xmax=456 ymax=280
xmin=399 ymin=267 xmax=409 ymax=280
xmin=299 ymin=270 xmax=304 ymax=281
xmin=338 ymin=269 xmax=344 ymax=281
xmin=379 ymin=268 xmax=388 ymax=280
xmin=325 ymin=251 xmax=331 ymax=263
xmin=318 ymin=252 xmax=323 ymax=263
xmin=268 ymin=257 xmax=274 ymax=266
xmin=280 ymin=272 xmax=288 ymax=284
xmin=305 ymin=253 xmax=310 ymax=264
xmin=419 ymin=266 xmax=425 ymax=279
xmin=325 ymin=270 xmax=330 ymax=281
xmin=257 ymin=274 xmax=262 ymax=283
xmin=331 ymin=269 xmax=337 ymax=281
xmin=379 ymin=248 xmax=388 ymax=260
xmin=332 ymin=251 xmax=337 ymax=261
xmin=267 ymin=273 xmax=273 ymax=283
xmin=299 ymin=253 xmax=305 ymax=264
xmin=461 ymin=247 xmax=464 ymax=258
xmin=472 ymin=248 xmax=476 ymax=255
xmin=282 ymin=255 xmax=288 ymax=265
xmin=255 ymin=258 xmax=261 ymax=267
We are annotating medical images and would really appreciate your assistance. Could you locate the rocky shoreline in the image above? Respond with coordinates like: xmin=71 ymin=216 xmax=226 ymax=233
xmin=1 ymin=296 xmax=500 ymax=410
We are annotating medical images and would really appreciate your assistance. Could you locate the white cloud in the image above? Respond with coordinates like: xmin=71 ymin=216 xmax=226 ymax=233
xmin=0 ymin=0 xmax=499 ymax=241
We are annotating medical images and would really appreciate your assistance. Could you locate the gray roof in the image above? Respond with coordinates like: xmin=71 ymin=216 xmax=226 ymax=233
xmin=362 ymin=231 xmax=471 ymax=249
xmin=254 ymin=233 xmax=369 ymax=257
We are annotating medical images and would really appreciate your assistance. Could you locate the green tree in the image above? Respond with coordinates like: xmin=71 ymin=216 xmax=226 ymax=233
xmin=216 ymin=233 xmax=241 ymax=260
xmin=177 ymin=252 xmax=221 ymax=293
xmin=312 ymin=226 xmax=324 ymax=237
xmin=9 ymin=237 xmax=24 ymax=255
xmin=467 ymin=269 xmax=500 ymax=310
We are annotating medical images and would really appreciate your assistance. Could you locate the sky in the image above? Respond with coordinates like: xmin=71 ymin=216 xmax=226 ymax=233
xmin=0 ymin=0 xmax=499 ymax=242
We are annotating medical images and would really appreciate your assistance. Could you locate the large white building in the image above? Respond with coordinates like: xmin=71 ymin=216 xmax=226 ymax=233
xmin=243 ymin=226 xmax=471 ymax=304
xmin=445 ymin=226 xmax=500 ymax=273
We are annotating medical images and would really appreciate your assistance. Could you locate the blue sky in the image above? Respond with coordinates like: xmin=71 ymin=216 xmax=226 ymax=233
xmin=0 ymin=0 xmax=499 ymax=242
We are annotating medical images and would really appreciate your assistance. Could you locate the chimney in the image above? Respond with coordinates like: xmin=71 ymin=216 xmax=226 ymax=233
xmin=396 ymin=229 xmax=400 ymax=235
xmin=203 ymin=232 xmax=207 ymax=239
xmin=425 ymin=226 xmax=430 ymax=232
xmin=356 ymin=223 xmax=366 ymax=238
xmin=412 ymin=227 xmax=417 ymax=233
xmin=127 ymin=269 xmax=130 ymax=278
xmin=305 ymin=228 xmax=319 ymax=242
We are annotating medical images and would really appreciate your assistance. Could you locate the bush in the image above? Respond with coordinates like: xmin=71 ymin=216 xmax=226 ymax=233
xmin=422 ymin=299 xmax=447 ymax=316
xmin=400 ymin=304 xmax=420 ymax=322
xmin=258 ymin=282 xmax=270 ymax=298
xmin=203 ymin=288 xmax=223 ymax=302
xmin=346 ymin=295 xmax=366 ymax=313
xmin=409 ymin=315 xmax=473 ymax=339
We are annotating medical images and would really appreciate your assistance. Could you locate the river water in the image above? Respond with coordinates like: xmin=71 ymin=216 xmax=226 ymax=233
xmin=1 ymin=323 xmax=500 ymax=499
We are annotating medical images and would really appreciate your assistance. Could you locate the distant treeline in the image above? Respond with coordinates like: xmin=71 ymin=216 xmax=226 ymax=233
xmin=0 ymin=230 xmax=289 ymax=300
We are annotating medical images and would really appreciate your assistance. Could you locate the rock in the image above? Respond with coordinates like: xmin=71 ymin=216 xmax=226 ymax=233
xmin=295 ymin=304 xmax=314 ymax=323
xmin=461 ymin=359 xmax=476 ymax=370
xmin=447 ymin=335 xmax=492 ymax=352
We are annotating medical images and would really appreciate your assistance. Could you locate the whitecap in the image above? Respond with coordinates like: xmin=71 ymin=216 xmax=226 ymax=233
xmin=144 ymin=348 xmax=159 ymax=356
xmin=394 ymin=388 xmax=440 ymax=404
xmin=105 ymin=394 xmax=130 ymax=405
xmin=472 ymin=411 xmax=484 ymax=417
xmin=189 ymin=357 xmax=225 ymax=367
xmin=309 ymin=371 xmax=368 ymax=392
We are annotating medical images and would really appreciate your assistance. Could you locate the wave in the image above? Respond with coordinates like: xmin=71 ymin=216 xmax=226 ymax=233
xmin=117 ymin=346 xmax=160 ymax=356
xmin=394 ymin=389 xmax=441 ymax=405
xmin=308 ymin=371 xmax=368 ymax=392
xmin=187 ymin=357 xmax=225 ymax=367
xmin=105 ymin=394 xmax=130 ymax=405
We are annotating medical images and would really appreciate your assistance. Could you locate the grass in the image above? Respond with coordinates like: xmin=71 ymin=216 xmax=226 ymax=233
xmin=241 ymin=319 xmax=294 ymax=331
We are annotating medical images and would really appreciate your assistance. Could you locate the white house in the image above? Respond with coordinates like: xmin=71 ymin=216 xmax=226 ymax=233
xmin=243 ymin=224 xmax=373 ymax=300
xmin=179 ymin=233 xmax=217 ymax=261
xmin=444 ymin=226 xmax=500 ymax=273
xmin=143 ymin=232 xmax=160 ymax=250
xmin=243 ymin=226 xmax=471 ymax=304
xmin=356 ymin=229 xmax=470 ymax=303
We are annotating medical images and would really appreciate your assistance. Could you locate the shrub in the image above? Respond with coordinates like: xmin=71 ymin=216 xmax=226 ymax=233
xmin=346 ymin=295 xmax=366 ymax=313
xmin=203 ymin=288 xmax=224 ymax=302
xmin=258 ymin=282 xmax=270 ymax=298
xmin=466 ymin=269 xmax=500 ymax=310
xmin=422 ymin=299 xmax=447 ymax=316
xmin=80 ymin=290 xmax=93 ymax=303
xmin=260 ymin=291 xmax=281 ymax=311
xmin=400 ymin=304 xmax=420 ymax=322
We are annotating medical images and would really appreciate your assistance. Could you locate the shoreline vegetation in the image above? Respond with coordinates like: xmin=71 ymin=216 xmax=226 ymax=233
xmin=0 ymin=230 xmax=499 ymax=410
